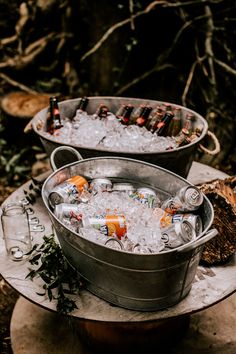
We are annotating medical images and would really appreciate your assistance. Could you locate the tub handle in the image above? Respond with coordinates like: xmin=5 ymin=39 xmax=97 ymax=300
xmin=199 ymin=130 xmax=220 ymax=155
xmin=177 ymin=228 xmax=218 ymax=254
xmin=50 ymin=146 xmax=83 ymax=171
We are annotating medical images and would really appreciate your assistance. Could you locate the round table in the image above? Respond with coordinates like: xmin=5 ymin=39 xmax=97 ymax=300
xmin=1 ymin=162 xmax=235 ymax=353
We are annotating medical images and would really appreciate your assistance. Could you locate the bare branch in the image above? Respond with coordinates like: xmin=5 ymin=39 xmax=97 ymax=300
xmin=182 ymin=61 xmax=198 ymax=107
xmin=0 ymin=73 xmax=38 ymax=94
xmin=0 ymin=35 xmax=17 ymax=46
xmin=80 ymin=1 xmax=167 ymax=62
xmin=115 ymin=63 xmax=173 ymax=95
xmin=80 ymin=0 xmax=220 ymax=64
xmin=0 ymin=33 xmax=56 ymax=70
xmin=204 ymin=5 xmax=216 ymax=86
xmin=214 ymin=58 xmax=236 ymax=76
xmin=129 ymin=0 xmax=135 ymax=30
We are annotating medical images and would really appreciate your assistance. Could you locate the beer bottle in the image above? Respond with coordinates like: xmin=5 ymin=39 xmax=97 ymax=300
xmin=129 ymin=104 xmax=146 ymax=124
xmin=95 ymin=104 xmax=109 ymax=119
xmin=135 ymin=106 xmax=152 ymax=127
xmin=175 ymin=128 xmax=191 ymax=146
xmin=156 ymin=111 xmax=174 ymax=136
xmin=163 ymin=103 xmax=173 ymax=114
xmin=77 ymin=97 xmax=89 ymax=112
xmin=46 ymin=96 xmax=63 ymax=134
xmin=182 ymin=113 xmax=194 ymax=135
xmin=117 ymin=104 xmax=134 ymax=125
xmin=167 ymin=107 xmax=182 ymax=136
xmin=146 ymin=106 xmax=163 ymax=133
xmin=115 ymin=104 xmax=126 ymax=119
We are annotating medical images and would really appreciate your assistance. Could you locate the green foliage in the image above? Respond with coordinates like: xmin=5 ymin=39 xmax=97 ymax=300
xmin=0 ymin=113 xmax=42 ymax=185
xmin=26 ymin=234 xmax=82 ymax=315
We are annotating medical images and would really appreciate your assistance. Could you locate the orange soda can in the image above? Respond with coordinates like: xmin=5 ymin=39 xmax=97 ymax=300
xmin=88 ymin=214 xmax=127 ymax=239
xmin=48 ymin=175 xmax=88 ymax=208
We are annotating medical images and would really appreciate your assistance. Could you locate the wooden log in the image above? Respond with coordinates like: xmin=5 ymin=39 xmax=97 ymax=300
xmin=198 ymin=176 xmax=236 ymax=265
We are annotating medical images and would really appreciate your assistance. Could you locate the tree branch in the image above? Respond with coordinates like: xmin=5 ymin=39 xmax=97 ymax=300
xmin=214 ymin=58 xmax=236 ymax=76
xmin=0 ymin=73 xmax=38 ymax=94
xmin=204 ymin=5 xmax=216 ymax=86
xmin=115 ymin=63 xmax=173 ymax=95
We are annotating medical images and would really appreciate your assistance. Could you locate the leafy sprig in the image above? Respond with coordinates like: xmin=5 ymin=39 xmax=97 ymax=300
xmin=26 ymin=234 xmax=82 ymax=315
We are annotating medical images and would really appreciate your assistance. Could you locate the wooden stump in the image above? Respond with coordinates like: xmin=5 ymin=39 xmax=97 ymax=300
xmin=0 ymin=91 xmax=51 ymax=118
xmin=198 ymin=176 xmax=236 ymax=265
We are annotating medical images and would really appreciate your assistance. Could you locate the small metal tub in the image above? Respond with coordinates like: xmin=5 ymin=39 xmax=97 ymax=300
xmin=42 ymin=156 xmax=217 ymax=311
xmin=31 ymin=96 xmax=218 ymax=178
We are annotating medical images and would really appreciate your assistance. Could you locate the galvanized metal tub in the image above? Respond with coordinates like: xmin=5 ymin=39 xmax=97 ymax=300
xmin=42 ymin=156 xmax=217 ymax=311
xmin=31 ymin=96 xmax=210 ymax=178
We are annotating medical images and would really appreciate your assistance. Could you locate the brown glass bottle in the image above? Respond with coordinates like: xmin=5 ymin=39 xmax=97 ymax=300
xmin=95 ymin=104 xmax=109 ymax=119
xmin=135 ymin=106 xmax=152 ymax=127
xmin=117 ymin=104 xmax=134 ymax=125
xmin=156 ymin=111 xmax=174 ymax=136
xmin=46 ymin=97 xmax=63 ymax=134
xmin=163 ymin=103 xmax=173 ymax=113
xmin=115 ymin=104 xmax=126 ymax=118
xmin=146 ymin=106 xmax=163 ymax=133
xmin=129 ymin=104 xmax=146 ymax=124
xmin=182 ymin=112 xmax=194 ymax=135
xmin=167 ymin=107 xmax=182 ymax=136
xmin=77 ymin=97 xmax=89 ymax=112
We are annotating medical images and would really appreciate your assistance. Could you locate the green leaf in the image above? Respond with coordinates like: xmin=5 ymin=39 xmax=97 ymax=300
xmin=26 ymin=232 xmax=81 ymax=315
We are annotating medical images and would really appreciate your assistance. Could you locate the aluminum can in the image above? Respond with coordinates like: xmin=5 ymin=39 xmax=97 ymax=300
xmin=112 ymin=182 xmax=135 ymax=195
xmin=87 ymin=214 xmax=127 ymax=239
xmin=161 ymin=220 xmax=196 ymax=249
xmin=89 ymin=178 xmax=112 ymax=193
xmin=54 ymin=203 xmax=83 ymax=221
xmin=160 ymin=212 xmax=203 ymax=236
xmin=104 ymin=237 xmax=124 ymax=250
xmin=161 ymin=185 xmax=203 ymax=213
xmin=48 ymin=175 xmax=88 ymax=208
xmin=130 ymin=187 xmax=160 ymax=208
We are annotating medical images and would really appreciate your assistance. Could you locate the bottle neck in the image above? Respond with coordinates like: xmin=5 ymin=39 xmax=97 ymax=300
xmin=78 ymin=97 xmax=89 ymax=111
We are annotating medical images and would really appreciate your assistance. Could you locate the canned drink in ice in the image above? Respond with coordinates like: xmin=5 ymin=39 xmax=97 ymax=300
xmin=130 ymin=187 xmax=160 ymax=208
xmin=89 ymin=178 xmax=113 ymax=194
xmin=54 ymin=203 xmax=83 ymax=221
xmin=104 ymin=237 xmax=124 ymax=250
xmin=160 ymin=212 xmax=203 ymax=236
xmin=48 ymin=175 xmax=88 ymax=208
xmin=172 ymin=213 xmax=202 ymax=236
xmin=161 ymin=185 xmax=203 ymax=213
xmin=161 ymin=220 xmax=196 ymax=249
xmin=112 ymin=182 xmax=135 ymax=195
xmin=87 ymin=214 xmax=127 ymax=239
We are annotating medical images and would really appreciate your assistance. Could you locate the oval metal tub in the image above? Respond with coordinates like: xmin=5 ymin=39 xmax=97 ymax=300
xmin=42 ymin=156 xmax=217 ymax=311
xmin=31 ymin=96 xmax=209 ymax=178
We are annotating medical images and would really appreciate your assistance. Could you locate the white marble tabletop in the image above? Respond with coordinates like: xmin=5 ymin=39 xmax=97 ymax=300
xmin=1 ymin=162 xmax=235 ymax=323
